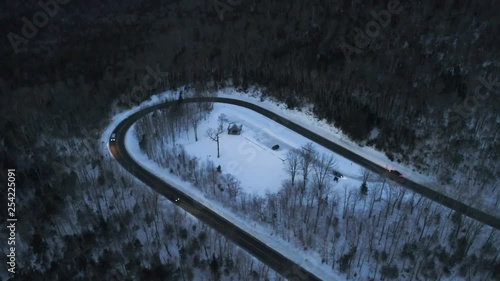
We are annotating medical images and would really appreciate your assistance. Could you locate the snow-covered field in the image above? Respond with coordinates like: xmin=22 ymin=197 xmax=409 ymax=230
xmin=172 ymin=102 xmax=373 ymax=196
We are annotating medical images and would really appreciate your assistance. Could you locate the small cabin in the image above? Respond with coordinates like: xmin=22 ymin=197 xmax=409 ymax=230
xmin=227 ymin=123 xmax=242 ymax=135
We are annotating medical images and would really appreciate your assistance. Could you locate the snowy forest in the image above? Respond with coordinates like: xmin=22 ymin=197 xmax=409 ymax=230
xmin=2 ymin=128 xmax=276 ymax=280
xmin=2 ymin=0 xmax=499 ymax=280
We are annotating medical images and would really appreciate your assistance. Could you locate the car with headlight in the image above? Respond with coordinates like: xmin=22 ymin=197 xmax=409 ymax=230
xmin=333 ymin=170 xmax=344 ymax=178
xmin=389 ymin=170 xmax=403 ymax=177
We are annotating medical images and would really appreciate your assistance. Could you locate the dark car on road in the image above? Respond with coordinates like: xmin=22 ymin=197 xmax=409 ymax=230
xmin=389 ymin=170 xmax=403 ymax=177
xmin=110 ymin=133 xmax=116 ymax=142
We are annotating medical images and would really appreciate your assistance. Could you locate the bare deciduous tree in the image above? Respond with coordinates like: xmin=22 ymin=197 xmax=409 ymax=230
xmin=206 ymin=114 xmax=226 ymax=158
xmin=359 ymin=167 xmax=371 ymax=185
xmin=221 ymin=174 xmax=242 ymax=203
xmin=313 ymin=153 xmax=337 ymax=190
xmin=218 ymin=113 xmax=228 ymax=128
xmin=299 ymin=142 xmax=317 ymax=195
xmin=285 ymin=149 xmax=300 ymax=186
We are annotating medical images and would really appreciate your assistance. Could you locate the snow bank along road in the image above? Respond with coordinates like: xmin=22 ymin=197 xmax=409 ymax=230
xmin=109 ymin=97 xmax=500 ymax=276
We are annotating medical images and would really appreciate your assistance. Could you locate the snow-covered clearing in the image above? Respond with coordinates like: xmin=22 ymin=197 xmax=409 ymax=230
xmin=174 ymin=102 xmax=370 ymax=196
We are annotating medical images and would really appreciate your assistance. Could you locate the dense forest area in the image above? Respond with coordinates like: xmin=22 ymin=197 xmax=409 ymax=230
xmin=1 ymin=0 xmax=499 ymax=279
